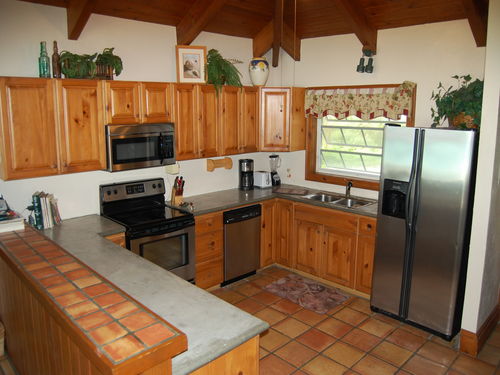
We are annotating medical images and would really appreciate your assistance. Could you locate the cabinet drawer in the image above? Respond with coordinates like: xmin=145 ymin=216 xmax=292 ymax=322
xmin=359 ymin=217 xmax=377 ymax=236
xmin=195 ymin=212 xmax=223 ymax=234
xmin=196 ymin=230 xmax=223 ymax=263
xmin=196 ymin=257 xmax=223 ymax=289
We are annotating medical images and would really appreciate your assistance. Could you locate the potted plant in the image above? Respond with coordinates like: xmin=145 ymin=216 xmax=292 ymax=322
xmin=96 ymin=48 xmax=123 ymax=80
xmin=206 ymin=49 xmax=242 ymax=94
xmin=59 ymin=51 xmax=97 ymax=79
xmin=431 ymin=74 xmax=483 ymax=129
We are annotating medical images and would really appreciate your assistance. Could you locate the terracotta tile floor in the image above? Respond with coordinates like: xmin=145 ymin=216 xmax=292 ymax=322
xmin=212 ymin=266 xmax=500 ymax=375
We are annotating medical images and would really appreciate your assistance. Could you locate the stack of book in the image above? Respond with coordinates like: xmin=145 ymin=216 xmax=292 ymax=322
xmin=31 ymin=192 xmax=61 ymax=230
xmin=0 ymin=209 xmax=25 ymax=233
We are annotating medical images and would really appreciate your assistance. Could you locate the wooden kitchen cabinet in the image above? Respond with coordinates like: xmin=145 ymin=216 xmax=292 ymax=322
xmin=294 ymin=218 xmax=322 ymax=275
xmin=0 ymin=77 xmax=59 ymax=180
xmin=174 ymin=84 xmax=218 ymax=160
xmin=195 ymin=211 xmax=223 ymax=289
xmin=355 ymin=217 xmax=377 ymax=294
xmin=322 ymin=225 xmax=357 ymax=288
xmin=220 ymin=86 xmax=259 ymax=155
xmin=198 ymin=85 xmax=219 ymax=158
xmin=274 ymin=199 xmax=293 ymax=266
xmin=104 ymin=80 xmax=141 ymax=124
xmin=239 ymin=86 xmax=259 ymax=153
xmin=219 ymin=86 xmax=240 ymax=155
xmin=56 ymin=79 xmax=106 ymax=173
xmin=0 ymin=77 xmax=106 ymax=180
xmin=260 ymin=87 xmax=305 ymax=152
xmin=141 ymin=81 xmax=173 ymax=123
xmin=260 ymin=200 xmax=275 ymax=267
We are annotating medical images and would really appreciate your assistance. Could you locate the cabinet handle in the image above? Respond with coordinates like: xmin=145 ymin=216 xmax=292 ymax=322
xmin=367 ymin=224 xmax=372 ymax=229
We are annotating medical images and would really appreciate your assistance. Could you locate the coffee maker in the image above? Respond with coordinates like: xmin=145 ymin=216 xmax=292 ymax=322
xmin=269 ymin=154 xmax=281 ymax=186
xmin=239 ymin=159 xmax=254 ymax=190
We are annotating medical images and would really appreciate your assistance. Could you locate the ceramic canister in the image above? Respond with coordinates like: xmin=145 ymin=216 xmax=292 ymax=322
xmin=249 ymin=57 xmax=269 ymax=86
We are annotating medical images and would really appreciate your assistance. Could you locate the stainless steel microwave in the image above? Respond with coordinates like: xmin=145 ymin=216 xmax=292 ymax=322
xmin=105 ymin=123 xmax=175 ymax=172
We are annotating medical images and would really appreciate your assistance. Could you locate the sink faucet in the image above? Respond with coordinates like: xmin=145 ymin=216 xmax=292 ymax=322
xmin=346 ymin=181 xmax=353 ymax=199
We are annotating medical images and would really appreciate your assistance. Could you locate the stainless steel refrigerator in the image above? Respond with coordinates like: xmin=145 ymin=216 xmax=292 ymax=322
xmin=370 ymin=126 xmax=478 ymax=340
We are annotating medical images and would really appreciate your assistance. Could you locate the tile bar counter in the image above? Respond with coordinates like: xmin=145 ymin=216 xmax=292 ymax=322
xmin=0 ymin=218 xmax=268 ymax=375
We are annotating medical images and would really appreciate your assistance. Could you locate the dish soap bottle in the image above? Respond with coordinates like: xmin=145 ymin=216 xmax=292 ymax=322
xmin=38 ymin=41 xmax=51 ymax=78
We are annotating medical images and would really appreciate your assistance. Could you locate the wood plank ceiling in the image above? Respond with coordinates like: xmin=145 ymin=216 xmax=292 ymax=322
xmin=21 ymin=0 xmax=489 ymax=67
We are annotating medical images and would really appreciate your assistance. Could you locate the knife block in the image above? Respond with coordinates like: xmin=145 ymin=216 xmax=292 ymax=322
xmin=170 ymin=187 xmax=183 ymax=206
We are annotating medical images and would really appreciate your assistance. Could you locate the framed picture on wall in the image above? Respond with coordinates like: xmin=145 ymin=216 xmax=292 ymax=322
xmin=176 ymin=45 xmax=207 ymax=83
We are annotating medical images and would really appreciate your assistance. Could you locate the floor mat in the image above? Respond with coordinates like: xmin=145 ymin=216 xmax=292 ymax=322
xmin=264 ymin=273 xmax=350 ymax=314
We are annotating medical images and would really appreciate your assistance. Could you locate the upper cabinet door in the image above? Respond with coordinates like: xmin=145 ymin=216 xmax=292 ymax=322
xmin=57 ymin=79 xmax=105 ymax=173
xmin=260 ymin=88 xmax=290 ymax=151
xmin=104 ymin=81 xmax=141 ymax=124
xmin=141 ymin=82 xmax=172 ymax=123
xmin=174 ymin=83 xmax=198 ymax=160
xmin=198 ymin=85 xmax=219 ymax=158
xmin=0 ymin=77 xmax=59 ymax=180
xmin=219 ymin=86 xmax=240 ymax=155
xmin=240 ymin=86 xmax=259 ymax=153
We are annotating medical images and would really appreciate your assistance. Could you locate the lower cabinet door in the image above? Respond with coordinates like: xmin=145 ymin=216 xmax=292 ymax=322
xmin=294 ymin=219 xmax=322 ymax=275
xmin=355 ymin=234 xmax=376 ymax=294
xmin=321 ymin=225 xmax=357 ymax=288
xmin=260 ymin=200 xmax=275 ymax=267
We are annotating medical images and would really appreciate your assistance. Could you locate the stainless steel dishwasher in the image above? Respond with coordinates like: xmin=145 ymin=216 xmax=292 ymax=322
xmin=223 ymin=204 xmax=261 ymax=285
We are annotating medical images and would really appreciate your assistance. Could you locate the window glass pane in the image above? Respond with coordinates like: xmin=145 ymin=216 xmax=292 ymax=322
xmin=317 ymin=115 xmax=406 ymax=179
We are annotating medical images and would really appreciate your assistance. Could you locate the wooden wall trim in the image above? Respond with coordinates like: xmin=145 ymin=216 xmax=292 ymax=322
xmin=460 ymin=301 xmax=500 ymax=356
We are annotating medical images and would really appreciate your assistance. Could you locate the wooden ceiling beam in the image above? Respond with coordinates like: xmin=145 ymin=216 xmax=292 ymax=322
xmin=461 ymin=0 xmax=488 ymax=47
xmin=273 ymin=0 xmax=284 ymax=67
xmin=66 ymin=0 xmax=93 ymax=40
xmin=253 ymin=21 xmax=273 ymax=58
xmin=176 ymin=0 xmax=227 ymax=45
xmin=252 ymin=20 xmax=301 ymax=62
xmin=334 ymin=0 xmax=377 ymax=53
xmin=282 ymin=21 xmax=301 ymax=61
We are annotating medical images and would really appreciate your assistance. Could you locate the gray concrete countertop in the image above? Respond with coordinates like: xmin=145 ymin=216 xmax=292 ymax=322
xmin=43 ymin=215 xmax=268 ymax=375
xmin=181 ymin=184 xmax=378 ymax=218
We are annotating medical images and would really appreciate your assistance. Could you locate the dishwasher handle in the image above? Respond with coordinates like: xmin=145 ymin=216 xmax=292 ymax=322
xmin=223 ymin=204 xmax=261 ymax=224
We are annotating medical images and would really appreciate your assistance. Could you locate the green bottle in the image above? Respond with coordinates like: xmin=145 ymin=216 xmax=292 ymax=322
xmin=38 ymin=41 xmax=51 ymax=78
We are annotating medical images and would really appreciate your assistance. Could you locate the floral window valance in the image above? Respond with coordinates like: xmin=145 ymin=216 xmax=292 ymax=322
xmin=305 ymin=81 xmax=416 ymax=120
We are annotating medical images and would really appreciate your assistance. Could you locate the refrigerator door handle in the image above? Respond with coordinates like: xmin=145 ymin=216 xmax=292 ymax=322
xmin=400 ymin=128 xmax=421 ymax=316
xmin=412 ymin=130 xmax=425 ymax=225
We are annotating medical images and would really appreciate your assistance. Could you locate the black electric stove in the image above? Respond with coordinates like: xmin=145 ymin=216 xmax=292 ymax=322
xmin=99 ymin=178 xmax=195 ymax=282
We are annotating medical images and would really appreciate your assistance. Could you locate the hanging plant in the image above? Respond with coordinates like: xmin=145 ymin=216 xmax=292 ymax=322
xmin=206 ymin=49 xmax=242 ymax=94
xmin=59 ymin=51 xmax=97 ymax=79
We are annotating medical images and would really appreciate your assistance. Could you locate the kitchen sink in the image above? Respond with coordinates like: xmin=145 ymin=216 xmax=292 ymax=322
xmin=302 ymin=193 xmax=344 ymax=203
xmin=333 ymin=198 xmax=372 ymax=208
xmin=301 ymin=192 xmax=374 ymax=208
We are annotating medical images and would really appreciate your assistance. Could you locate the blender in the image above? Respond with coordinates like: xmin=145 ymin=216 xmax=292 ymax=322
xmin=269 ymin=154 xmax=281 ymax=186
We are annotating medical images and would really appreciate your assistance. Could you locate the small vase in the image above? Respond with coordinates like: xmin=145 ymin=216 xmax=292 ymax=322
xmin=249 ymin=57 xmax=269 ymax=86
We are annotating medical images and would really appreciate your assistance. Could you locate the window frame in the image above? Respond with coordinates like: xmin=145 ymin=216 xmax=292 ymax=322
xmin=305 ymin=83 xmax=416 ymax=191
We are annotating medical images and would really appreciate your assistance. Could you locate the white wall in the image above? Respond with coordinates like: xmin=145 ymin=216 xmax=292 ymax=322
xmin=463 ymin=0 xmax=500 ymax=332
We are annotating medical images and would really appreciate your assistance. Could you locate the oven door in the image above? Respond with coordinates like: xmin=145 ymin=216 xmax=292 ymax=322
xmin=128 ymin=226 xmax=195 ymax=282
xmin=106 ymin=124 xmax=175 ymax=172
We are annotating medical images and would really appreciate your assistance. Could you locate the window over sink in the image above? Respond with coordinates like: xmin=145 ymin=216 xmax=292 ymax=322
xmin=305 ymin=82 xmax=416 ymax=190
xmin=317 ymin=115 xmax=407 ymax=180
